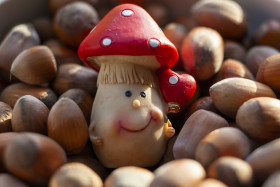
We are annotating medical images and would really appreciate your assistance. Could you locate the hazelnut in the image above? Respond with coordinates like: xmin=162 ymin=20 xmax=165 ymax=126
xmin=191 ymin=0 xmax=247 ymax=40
xmin=49 ymin=162 xmax=103 ymax=187
xmin=208 ymin=156 xmax=254 ymax=187
xmin=181 ymin=27 xmax=224 ymax=81
xmin=263 ymin=171 xmax=280 ymax=187
xmin=246 ymin=138 xmax=280 ymax=185
xmin=4 ymin=132 xmax=67 ymax=186
xmin=0 ymin=83 xmax=57 ymax=109
xmin=209 ymin=77 xmax=276 ymax=118
xmin=0 ymin=23 xmax=40 ymax=73
xmin=11 ymin=95 xmax=49 ymax=134
xmin=10 ymin=45 xmax=57 ymax=85
xmin=59 ymin=88 xmax=94 ymax=124
xmin=196 ymin=179 xmax=227 ymax=187
xmin=173 ymin=109 xmax=228 ymax=159
xmin=53 ymin=1 xmax=99 ymax=48
xmin=195 ymin=127 xmax=251 ymax=168
xmin=223 ymin=40 xmax=246 ymax=62
xmin=51 ymin=63 xmax=98 ymax=95
xmin=48 ymin=98 xmax=89 ymax=155
xmin=0 ymin=101 xmax=12 ymax=133
xmin=104 ymin=166 xmax=154 ymax=187
xmin=32 ymin=17 xmax=56 ymax=42
xmin=0 ymin=132 xmax=18 ymax=172
xmin=236 ymin=97 xmax=280 ymax=142
xmin=150 ymin=159 xmax=206 ymax=187
xmin=0 ymin=173 xmax=28 ymax=187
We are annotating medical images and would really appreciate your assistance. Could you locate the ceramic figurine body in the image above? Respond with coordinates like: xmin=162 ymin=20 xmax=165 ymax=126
xmin=78 ymin=4 xmax=196 ymax=168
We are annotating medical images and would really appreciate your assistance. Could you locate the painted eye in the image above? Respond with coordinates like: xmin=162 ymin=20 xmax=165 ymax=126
xmin=125 ymin=91 xmax=132 ymax=97
xmin=140 ymin=91 xmax=146 ymax=98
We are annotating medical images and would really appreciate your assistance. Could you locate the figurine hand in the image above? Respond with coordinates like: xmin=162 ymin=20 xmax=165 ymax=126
xmin=164 ymin=119 xmax=175 ymax=139
xmin=89 ymin=121 xmax=103 ymax=147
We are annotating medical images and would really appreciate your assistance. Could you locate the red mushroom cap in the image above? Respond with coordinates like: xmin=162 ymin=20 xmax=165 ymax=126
xmin=78 ymin=3 xmax=178 ymax=71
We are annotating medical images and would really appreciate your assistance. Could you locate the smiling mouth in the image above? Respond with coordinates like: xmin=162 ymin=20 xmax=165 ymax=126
xmin=119 ymin=117 xmax=152 ymax=133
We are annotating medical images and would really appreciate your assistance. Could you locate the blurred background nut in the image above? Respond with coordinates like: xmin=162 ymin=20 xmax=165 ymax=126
xmin=0 ymin=83 xmax=57 ymax=109
xmin=32 ymin=17 xmax=56 ymax=42
xmin=262 ymin=171 xmax=280 ymax=187
xmin=236 ymin=97 xmax=280 ymax=142
xmin=195 ymin=127 xmax=251 ymax=168
xmin=181 ymin=27 xmax=224 ymax=81
xmin=246 ymin=138 xmax=280 ymax=185
xmin=223 ymin=40 xmax=246 ymax=62
xmin=53 ymin=1 xmax=99 ymax=48
xmin=104 ymin=166 xmax=154 ymax=187
xmin=196 ymin=178 xmax=227 ymax=187
xmin=51 ymin=63 xmax=98 ymax=96
xmin=256 ymin=53 xmax=280 ymax=93
xmin=11 ymin=95 xmax=49 ymax=135
xmin=191 ymin=0 xmax=247 ymax=40
xmin=252 ymin=19 xmax=280 ymax=50
xmin=4 ymin=132 xmax=67 ymax=186
xmin=207 ymin=156 xmax=254 ymax=187
xmin=0 ymin=101 xmax=12 ymax=133
xmin=213 ymin=59 xmax=255 ymax=83
xmin=10 ymin=45 xmax=57 ymax=85
xmin=244 ymin=45 xmax=279 ymax=76
xmin=49 ymin=162 xmax=103 ymax=187
xmin=0 ymin=173 xmax=29 ymax=187
xmin=145 ymin=2 xmax=171 ymax=28
xmin=48 ymin=98 xmax=89 ymax=155
xmin=59 ymin=88 xmax=94 ymax=124
xmin=150 ymin=159 xmax=206 ymax=187
xmin=49 ymin=0 xmax=99 ymax=14
xmin=0 ymin=23 xmax=40 ymax=73
xmin=209 ymin=77 xmax=276 ymax=118
xmin=0 ymin=132 xmax=18 ymax=172
xmin=173 ymin=109 xmax=228 ymax=159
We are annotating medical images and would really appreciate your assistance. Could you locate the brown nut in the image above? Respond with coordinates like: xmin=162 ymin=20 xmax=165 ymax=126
xmin=0 ymin=173 xmax=28 ymax=187
xmin=256 ymin=53 xmax=280 ymax=93
xmin=48 ymin=98 xmax=89 ymax=155
xmin=4 ymin=132 xmax=67 ymax=186
xmin=145 ymin=3 xmax=171 ymax=28
xmin=44 ymin=39 xmax=81 ymax=66
xmin=0 ymin=101 xmax=12 ymax=133
xmin=0 ymin=23 xmax=40 ymax=73
xmin=10 ymin=45 xmax=57 ymax=85
xmin=196 ymin=178 xmax=227 ymax=187
xmin=246 ymin=138 xmax=280 ymax=185
xmin=236 ymin=97 xmax=280 ymax=142
xmin=263 ymin=171 xmax=280 ymax=187
xmin=49 ymin=162 xmax=103 ymax=187
xmin=54 ymin=1 xmax=99 ymax=48
xmin=159 ymin=135 xmax=177 ymax=165
xmin=150 ymin=159 xmax=206 ymax=187
xmin=59 ymin=88 xmax=94 ymax=124
xmin=11 ymin=95 xmax=49 ymax=135
xmin=52 ymin=63 xmax=98 ymax=95
xmin=208 ymin=156 xmax=254 ymax=187
xmin=195 ymin=127 xmax=251 ymax=168
xmin=104 ymin=166 xmax=154 ymax=187
xmin=253 ymin=19 xmax=280 ymax=50
xmin=191 ymin=0 xmax=247 ymax=40
xmin=32 ymin=17 xmax=56 ymax=42
xmin=223 ymin=40 xmax=246 ymax=62
xmin=0 ymin=83 xmax=57 ymax=109
xmin=244 ymin=45 xmax=279 ymax=76
xmin=181 ymin=27 xmax=224 ymax=81
xmin=0 ymin=132 xmax=18 ymax=172
xmin=213 ymin=59 xmax=255 ymax=83
xmin=209 ymin=77 xmax=276 ymax=118
xmin=49 ymin=0 xmax=99 ymax=14
xmin=173 ymin=109 xmax=228 ymax=159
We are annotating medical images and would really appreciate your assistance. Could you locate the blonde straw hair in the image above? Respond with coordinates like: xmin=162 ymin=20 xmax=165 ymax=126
xmin=97 ymin=63 xmax=158 ymax=88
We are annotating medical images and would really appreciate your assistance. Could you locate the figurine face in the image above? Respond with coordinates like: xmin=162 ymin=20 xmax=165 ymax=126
xmin=90 ymin=83 xmax=168 ymax=168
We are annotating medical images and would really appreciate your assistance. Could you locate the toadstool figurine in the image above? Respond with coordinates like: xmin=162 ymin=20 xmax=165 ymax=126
xmin=78 ymin=3 xmax=196 ymax=168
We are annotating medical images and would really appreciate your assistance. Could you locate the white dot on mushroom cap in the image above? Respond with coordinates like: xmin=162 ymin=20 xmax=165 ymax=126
xmin=102 ymin=38 xmax=112 ymax=47
xmin=149 ymin=39 xmax=160 ymax=48
xmin=169 ymin=75 xmax=178 ymax=85
xmin=122 ymin=9 xmax=134 ymax=17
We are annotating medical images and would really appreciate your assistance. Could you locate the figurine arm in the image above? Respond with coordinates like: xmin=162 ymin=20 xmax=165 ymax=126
xmin=89 ymin=121 xmax=103 ymax=147
xmin=164 ymin=119 xmax=175 ymax=139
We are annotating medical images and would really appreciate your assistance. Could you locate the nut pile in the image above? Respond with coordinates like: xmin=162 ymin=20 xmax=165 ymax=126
xmin=0 ymin=0 xmax=280 ymax=186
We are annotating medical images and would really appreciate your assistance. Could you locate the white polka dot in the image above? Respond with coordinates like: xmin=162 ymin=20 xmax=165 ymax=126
xmin=122 ymin=9 xmax=134 ymax=17
xmin=169 ymin=75 xmax=178 ymax=85
xmin=102 ymin=38 xmax=112 ymax=47
xmin=149 ymin=39 xmax=160 ymax=48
